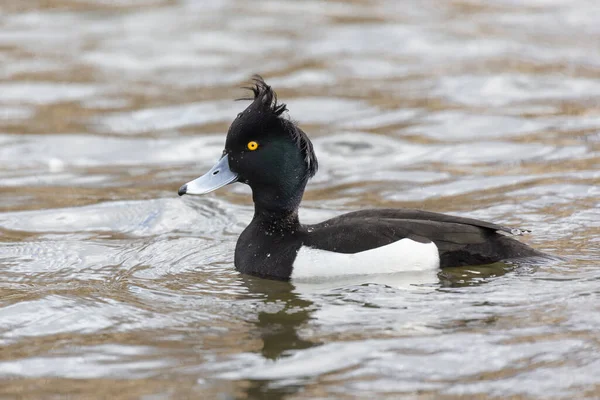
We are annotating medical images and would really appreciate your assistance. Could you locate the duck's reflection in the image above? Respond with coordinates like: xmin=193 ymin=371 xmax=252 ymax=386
xmin=236 ymin=262 xmax=515 ymax=399
xmin=239 ymin=276 xmax=318 ymax=400
xmin=241 ymin=263 xmax=515 ymax=358
xmin=241 ymin=275 xmax=318 ymax=361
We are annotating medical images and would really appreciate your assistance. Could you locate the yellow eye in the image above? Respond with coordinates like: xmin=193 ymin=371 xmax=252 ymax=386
xmin=247 ymin=141 xmax=259 ymax=151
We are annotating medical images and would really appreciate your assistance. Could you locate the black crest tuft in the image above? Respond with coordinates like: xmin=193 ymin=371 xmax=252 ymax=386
xmin=238 ymin=75 xmax=288 ymax=116
xmin=238 ymin=75 xmax=318 ymax=179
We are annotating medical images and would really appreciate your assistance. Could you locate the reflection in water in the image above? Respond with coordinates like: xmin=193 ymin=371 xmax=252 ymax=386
xmin=235 ymin=265 xmax=525 ymax=400
xmin=242 ymin=276 xmax=318 ymax=361
xmin=0 ymin=0 xmax=599 ymax=398
xmin=239 ymin=276 xmax=318 ymax=400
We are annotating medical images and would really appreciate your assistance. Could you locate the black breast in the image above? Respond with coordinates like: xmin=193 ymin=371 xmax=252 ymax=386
xmin=235 ymin=217 xmax=304 ymax=280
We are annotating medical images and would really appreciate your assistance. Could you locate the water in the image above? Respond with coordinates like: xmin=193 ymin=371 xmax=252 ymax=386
xmin=1 ymin=0 xmax=599 ymax=398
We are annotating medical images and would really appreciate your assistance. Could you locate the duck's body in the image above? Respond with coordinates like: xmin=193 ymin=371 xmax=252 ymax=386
xmin=234 ymin=208 xmax=541 ymax=280
xmin=179 ymin=76 xmax=545 ymax=281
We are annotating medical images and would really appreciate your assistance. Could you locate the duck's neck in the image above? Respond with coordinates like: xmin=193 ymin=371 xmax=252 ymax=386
xmin=254 ymin=208 xmax=300 ymax=235
xmin=250 ymin=178 xmax=307 ymax=228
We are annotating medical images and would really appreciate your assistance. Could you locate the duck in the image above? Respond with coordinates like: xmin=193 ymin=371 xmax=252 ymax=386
xmin=178 ymin=76 xmax=546 ymax=281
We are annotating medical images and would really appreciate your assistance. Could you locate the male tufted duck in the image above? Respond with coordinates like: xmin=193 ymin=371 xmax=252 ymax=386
xmin=178 ymin=76 xmax=545 ymax=281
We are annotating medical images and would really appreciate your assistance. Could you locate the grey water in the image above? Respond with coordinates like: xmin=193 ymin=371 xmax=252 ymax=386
xmin=0 ymin=0 xmax=599 ymax=398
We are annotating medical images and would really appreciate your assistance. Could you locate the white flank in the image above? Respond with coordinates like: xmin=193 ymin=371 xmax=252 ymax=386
xmin=291 ymin=238 xmax=440 ymax=281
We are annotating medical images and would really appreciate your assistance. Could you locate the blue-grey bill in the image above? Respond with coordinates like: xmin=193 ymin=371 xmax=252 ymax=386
xmin=178 ymin=156 xmax=238 ymax=196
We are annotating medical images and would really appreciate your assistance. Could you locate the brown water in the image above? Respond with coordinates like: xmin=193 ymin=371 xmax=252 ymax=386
xmin=1 ymin=0 xmax=599 ymax=399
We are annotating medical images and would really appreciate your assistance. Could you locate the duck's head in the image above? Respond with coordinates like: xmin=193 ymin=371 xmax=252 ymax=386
xmin=178 ymin=76 xmax=318 ymax=213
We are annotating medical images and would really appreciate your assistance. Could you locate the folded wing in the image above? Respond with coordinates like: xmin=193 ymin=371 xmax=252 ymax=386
xmin=304 ymin=209 xmax=543 ymax=268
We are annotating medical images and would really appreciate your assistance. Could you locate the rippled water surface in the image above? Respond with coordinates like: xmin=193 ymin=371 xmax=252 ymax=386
xmin=1 ymin=0 xmax=599 ymax=398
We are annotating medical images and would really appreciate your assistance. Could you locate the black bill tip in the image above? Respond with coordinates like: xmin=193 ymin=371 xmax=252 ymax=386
xmin=178 ymin=184 xmax=187 ymax=196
